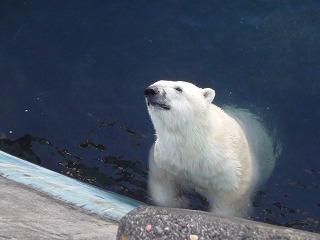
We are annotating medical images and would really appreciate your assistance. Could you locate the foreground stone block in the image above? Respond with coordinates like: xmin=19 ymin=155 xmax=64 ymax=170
xmin=117 ymin=206 xmax=320 ymax=240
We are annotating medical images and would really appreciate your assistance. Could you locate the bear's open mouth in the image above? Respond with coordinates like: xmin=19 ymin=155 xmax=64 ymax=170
xmin=147 ymin=101 xmax=171 ymax=110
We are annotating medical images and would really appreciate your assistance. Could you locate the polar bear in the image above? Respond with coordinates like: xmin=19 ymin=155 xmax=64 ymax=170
xmin=144 ymin=80 xmax=277 ymax=218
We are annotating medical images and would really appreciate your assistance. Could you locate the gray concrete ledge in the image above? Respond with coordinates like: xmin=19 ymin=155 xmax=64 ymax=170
xmin=0 ymin=150 xmax=142 ymax=222
xmin=0 ymin=150 xmax=146 ymax=239
xmin=117 ymin=206 xmax=320 ymax=240
xmin=0 ymin=176 xmax=118 ymax=240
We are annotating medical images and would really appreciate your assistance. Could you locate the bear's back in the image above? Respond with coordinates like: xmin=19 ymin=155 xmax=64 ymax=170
xmin=224 ymin=107 xmax=277 ymax=187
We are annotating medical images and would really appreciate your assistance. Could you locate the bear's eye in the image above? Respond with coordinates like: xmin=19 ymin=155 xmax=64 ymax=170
xmin=174 ymin=87 xmax=183 ymax=92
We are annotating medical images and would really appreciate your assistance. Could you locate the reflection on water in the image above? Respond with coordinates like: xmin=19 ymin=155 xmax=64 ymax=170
xmin=0 ymin=122 xmax=148 ymax=203
xmin=0 ymin=134 xmax=40 ymax=164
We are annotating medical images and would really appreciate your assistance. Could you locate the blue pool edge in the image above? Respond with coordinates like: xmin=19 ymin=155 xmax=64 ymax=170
xmin=0 ymin=150 xmax=143 ymax=222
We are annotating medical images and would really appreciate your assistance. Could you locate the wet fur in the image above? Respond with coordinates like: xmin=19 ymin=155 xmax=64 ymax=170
xmin=146 ymin=80 xmax=277 ymax=218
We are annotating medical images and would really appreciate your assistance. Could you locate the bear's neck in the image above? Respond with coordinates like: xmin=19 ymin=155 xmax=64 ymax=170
xmin=154 ymin=112 xmax=216 ymax=153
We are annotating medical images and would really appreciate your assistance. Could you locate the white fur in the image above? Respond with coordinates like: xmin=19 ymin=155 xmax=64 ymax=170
xmin=146 ymin=80 xmax=277 ymax=218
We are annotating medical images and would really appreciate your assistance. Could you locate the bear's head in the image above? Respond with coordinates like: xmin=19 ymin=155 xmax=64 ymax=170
xmin=144 ymin=80 xmax=215 ymax=130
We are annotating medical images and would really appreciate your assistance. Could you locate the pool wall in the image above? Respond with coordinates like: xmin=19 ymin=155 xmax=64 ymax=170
xmin=0 ymin=150 xmax=142 ymax=221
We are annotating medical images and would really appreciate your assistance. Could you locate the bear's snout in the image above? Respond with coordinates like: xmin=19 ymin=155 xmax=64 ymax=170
xmin=144 ymin=86 xmax=159 ymax=97
xmin=144 ymin=86 xmax=170 ymax=110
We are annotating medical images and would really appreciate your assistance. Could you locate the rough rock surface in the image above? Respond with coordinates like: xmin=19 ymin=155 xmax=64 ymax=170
xmin=0 ymin=176 xmax=118 ymax=240
xmin=117 ymin=206 xmax=320 ymax=240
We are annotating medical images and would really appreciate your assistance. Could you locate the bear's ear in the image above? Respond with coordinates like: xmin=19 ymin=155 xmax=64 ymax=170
xmin=202 ymin=88 xmax=215 ymax=103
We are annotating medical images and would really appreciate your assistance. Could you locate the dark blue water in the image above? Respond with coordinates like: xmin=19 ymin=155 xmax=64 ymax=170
xmin=1 ymin=0 xmax=320 ymax=232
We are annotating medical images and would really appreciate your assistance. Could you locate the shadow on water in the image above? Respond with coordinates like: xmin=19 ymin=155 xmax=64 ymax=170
xmin=0 ymin=121 xmax=149 ymax=203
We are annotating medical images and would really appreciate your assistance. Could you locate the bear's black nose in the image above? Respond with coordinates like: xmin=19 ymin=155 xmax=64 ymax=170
xmin=144 ymin=87 xmax=159 ymax=97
